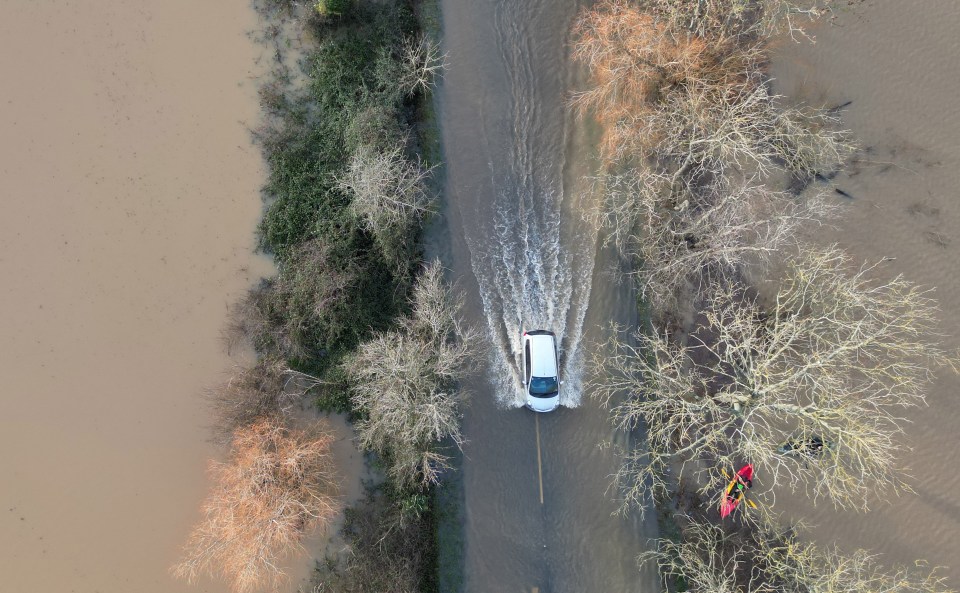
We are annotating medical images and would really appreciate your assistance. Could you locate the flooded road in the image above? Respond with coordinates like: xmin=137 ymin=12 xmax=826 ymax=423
xmin=771 ymin=1 xmax=960 ymax=585
xmin=434 ymin=0 xmax=658 ymax=590
xmin=0 ymin=2 xmax=274 ymax=591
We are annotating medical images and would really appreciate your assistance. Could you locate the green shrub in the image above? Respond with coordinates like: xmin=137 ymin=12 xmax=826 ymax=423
xmin=313 ymin=485 xmax=437 ymax=593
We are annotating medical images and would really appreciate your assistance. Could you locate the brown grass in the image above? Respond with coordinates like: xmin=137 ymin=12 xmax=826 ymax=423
xmin=173 ymin=418 xmax=340 ymax=593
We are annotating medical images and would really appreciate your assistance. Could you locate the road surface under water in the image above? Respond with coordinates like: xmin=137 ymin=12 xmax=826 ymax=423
xmin=770 ymin=1 xmax=960 ymax=585
xmin=433 ymin=0 xmax=659 ymax=591
xmin=0 ymin=2 xmax=283 ymax=591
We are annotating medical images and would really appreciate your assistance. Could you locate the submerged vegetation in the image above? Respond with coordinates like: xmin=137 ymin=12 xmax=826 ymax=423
xmin=575 ymin=0 xmax=955 ymax=590
xmin=177 ymin=1 xmax=463 ymax=592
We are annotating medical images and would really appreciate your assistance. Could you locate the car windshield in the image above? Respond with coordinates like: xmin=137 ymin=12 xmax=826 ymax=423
xmin=529 ymin=376 xmax=558 ymax=397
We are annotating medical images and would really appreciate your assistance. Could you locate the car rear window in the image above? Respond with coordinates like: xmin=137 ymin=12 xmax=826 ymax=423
xmin=529 ymin=376 xmax=558 ymax=397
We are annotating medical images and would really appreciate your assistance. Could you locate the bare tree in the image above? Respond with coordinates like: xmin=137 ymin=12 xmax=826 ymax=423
xmin=346 ymin=261 xmax=478 ymax=488
xmin=587 ymin=170 xmax=834 ymax=313
xmin=224 ymin=284 xmax=295 ymax=358
xmin=640 ymin=0 xmax=829 ymax=41
xmin=399 ymin=35 xmax=447 ymax=96
xmin=338 ymin=142 xmax=435 ymax=247
xmin=207 ymin=358 xmax=324 ymax=442
xmin=174 ymin=418 xmax=340 ymax=593
xmin=655 ymin=80 xmax=854 ymax=181
xmin=644 ymin=517 xmax=953 ymax=593
xmin=571 ymin=0 xmax=759 ymax=164
xmin=592 ymin=246 xmax=954 ymax=513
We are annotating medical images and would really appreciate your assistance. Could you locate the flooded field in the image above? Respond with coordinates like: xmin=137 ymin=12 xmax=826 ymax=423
xmin=0 ymin=2 xmax=276 ymax=591
xmin=4 ymin=0 xmax=957 ymax=591
xmin=771 ymin=1 xmax=960 ymax=585
xmin=434 ymin=0 xmax=659 ymax=590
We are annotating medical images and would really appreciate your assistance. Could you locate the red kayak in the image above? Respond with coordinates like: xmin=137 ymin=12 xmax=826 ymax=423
xmin=719 ymin=464 xmax=754 ymax=518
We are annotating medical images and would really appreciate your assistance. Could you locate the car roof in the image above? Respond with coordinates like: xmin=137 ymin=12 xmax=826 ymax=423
xmin=527 ymin=333 xmax=558 ymax=377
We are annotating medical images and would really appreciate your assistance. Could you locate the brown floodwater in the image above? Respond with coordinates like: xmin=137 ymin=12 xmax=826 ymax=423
xmin=0 ymin=2 xmax=280 ymax=591
xmin=770 ymin=1 xmax=960 ymax=585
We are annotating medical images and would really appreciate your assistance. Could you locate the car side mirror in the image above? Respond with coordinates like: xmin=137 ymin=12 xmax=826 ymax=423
xmin=560 ymin=381 xmax=564 ymax=386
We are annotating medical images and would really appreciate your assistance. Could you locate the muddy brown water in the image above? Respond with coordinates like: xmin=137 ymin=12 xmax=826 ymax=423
xmin=433 ymin=0 xmax=659 ymax=590
xmin=769 ymin=1 xmax=960 ymax=585
xmin=0 ymin=2 xmax=284 ymax=591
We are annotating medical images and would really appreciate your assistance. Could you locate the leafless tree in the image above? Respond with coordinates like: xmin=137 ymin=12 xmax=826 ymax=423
xmin=643 ymin=517 xmax=953 ymax=593
xmin=587 ymin=170 xmax=834 ymax=313
xmin=641 ymin=0 xmax=829 ymax=41
xmin=399 ymin=35 xmax=447 ymax=96
xmin=338 ymin=142 xmax=435 ymax=249
xmin=592 ymin=246 xmax=954 ymax=513
xmin=655 ymin=80 xmax=854 ymax=181
xmin=207 ymin=358 xmax=324 ymax=442
xmin=346 ymin=261 xmax=478 ymax=488
xmin=571 ymin=0 xmax=760 ymax=164
xmin=174 ymin=418 xmax=340 ymax=593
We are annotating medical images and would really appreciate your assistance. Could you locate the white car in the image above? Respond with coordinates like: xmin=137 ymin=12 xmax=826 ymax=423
xmin=521 ymin=330 xmax=561 ymax=412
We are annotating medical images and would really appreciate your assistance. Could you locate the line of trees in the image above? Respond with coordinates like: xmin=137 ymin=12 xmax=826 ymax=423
xmin=175 ymin=1 xmax=467 ymax=592
xmin=573 ymin=0 xmax=955 ymax=590
xmin=573 ymin=0 xmax=853 ymax=313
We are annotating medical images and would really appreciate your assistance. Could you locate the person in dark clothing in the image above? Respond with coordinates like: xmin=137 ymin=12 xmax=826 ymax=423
xmin=779 ymin=436 xmax=827 ymax=458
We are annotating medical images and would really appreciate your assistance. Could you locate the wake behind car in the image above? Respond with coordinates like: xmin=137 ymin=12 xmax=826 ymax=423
xmin=521 ymin=330 xmax=561 ymax=412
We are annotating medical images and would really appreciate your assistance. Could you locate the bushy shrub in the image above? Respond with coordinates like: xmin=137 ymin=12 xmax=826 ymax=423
xmin=347 ymin=261 xmax=477 ymax=488
xmin=344 ymin=104 xmax=404 ymax=154
xmin=313 ymin=486 xmax=435 ymax=593
xmin=226 ymin=237 xmax=359 ymax=360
